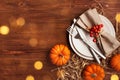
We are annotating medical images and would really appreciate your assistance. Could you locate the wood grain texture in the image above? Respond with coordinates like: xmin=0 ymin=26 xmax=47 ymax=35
xmin=0 ymin=0 xmax=120 ymax=80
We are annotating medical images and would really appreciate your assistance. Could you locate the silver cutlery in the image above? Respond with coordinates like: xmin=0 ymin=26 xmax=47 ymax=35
xmin=75 ymin=27 xmax=100 ymax=64
xmin=67 ymin=19 xmax=106 ymax=63
xmin=75 ymin=26 xmax=104 ymax=64
xmin=75 ymin=26 xmax=106 ymax=59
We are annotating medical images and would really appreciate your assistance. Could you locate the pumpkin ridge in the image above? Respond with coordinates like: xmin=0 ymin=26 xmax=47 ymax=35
xmin=62 ymin=58 xmax=67 ymax=64
xmin=85 ymin=66 xmax=93 ymax=73
xmin=60 ymin=45 xmax=66 ymax=55
xmin=60 ymin=44 xmax=65 ymax=52
xmin=111 ymin=54 xmax=120 ymax=71
xmin=91 ymin=64 xmax=97 ymax=72
xmin=55 ymin=45 xmax=61 ymax=53
xmin=96 ymin=66 xmax=101 ymax=74
xmin=50 ymin=53 xmax=57 ymax=59
xmin=64 ymin=55 xmax=70 ymax=60
xmin=111 ymin=62 xmax=118 ymax=69
xmin=61 ymin=46 xmax=68 ymax=55
xmin=52 ymin=56 xmax=59 ymax=64
xmin=83 ymin=64 xmax=105 ymax=80
xmin=58 ymin=58 xmax=63 ymax=66
xmin=56 ymin=57 xmax=63 ymax=66
xmin=50 ymin=44 xmax=70 ymax=66
xmin=52 ymin=48 xmax=59 ymax=55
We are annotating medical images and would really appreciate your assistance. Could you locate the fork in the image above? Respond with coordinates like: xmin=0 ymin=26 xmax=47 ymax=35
xmin=67 ymin=19 xmax=106 ymax=64
xmin=75 ymin=26 xmax=101 ymax=64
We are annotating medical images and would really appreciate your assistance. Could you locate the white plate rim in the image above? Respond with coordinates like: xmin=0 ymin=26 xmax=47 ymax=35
xmin=69 ymin=15 xmax=115 ymax=60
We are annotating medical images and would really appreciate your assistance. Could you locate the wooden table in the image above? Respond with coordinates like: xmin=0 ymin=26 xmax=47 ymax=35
xmin=0 ymin=0 xmax=120 ymax=80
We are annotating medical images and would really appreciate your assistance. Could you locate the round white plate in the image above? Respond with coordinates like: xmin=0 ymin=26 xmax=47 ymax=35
xmin=69 ymin=15 xmax=115 ymax=60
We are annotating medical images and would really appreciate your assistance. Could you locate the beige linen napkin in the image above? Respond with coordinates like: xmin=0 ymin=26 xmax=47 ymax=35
xmin=76 ymin=8 xmax=120 ymax=56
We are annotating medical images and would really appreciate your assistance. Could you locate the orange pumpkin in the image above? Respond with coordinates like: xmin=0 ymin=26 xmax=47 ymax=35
xmin=83 ymin=64 xmax=105 ymax=80
xmin=110 ymin=54 xmax=120 ymax=71
xmin=50 ymin=44 xmax=70 ymax=66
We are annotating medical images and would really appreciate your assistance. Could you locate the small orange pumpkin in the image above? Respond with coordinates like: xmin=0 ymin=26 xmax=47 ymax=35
xmin=83 ymin=64 xmax=105 ymax=80
xmin=110 ymin=54 xmax=120 ymax=71
xmin=50 ymin=44 xmax=70 ymax=66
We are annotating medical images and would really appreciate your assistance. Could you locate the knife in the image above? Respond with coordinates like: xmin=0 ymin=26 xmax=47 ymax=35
xmin=75 ymin=26 xmax=106 ymax=60
xmin=75 ymin=26 xmax=100 ymax=64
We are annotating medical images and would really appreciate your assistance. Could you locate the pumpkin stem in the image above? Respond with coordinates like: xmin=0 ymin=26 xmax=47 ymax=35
xmin=58 ymin=54 xmax=64 ymax=58
xmin=91 ymin=73 xmax=97 ymax=78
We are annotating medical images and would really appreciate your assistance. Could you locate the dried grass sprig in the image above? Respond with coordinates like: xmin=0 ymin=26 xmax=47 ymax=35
xmin=51 ymin=54 xmax=90 ymax=80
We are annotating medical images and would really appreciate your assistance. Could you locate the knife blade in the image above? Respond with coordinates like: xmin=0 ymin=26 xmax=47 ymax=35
xmin=75 ymin=26 xmax=106 ymax=60
xmin=75 ymin=26 xmax=101 ymax=64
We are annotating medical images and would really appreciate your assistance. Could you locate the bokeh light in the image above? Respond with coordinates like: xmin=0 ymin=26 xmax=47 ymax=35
xmin=29 ymin=38 xmax=38 ymax=47
xmin=115 ymin=13 xmax=120 ymax=23
xmin=34 ymin=61 xmax=43 ymax=70
xmin=26 ymin=75 xmax=35 ymax=80
xmin=9 ymin=17 xmax=25 ymax=28
xmin=16 ymin=17 xmax=25 ymax=27
xmin=0 ymin=25 xmax=10 ymax=35
xmin=111 ymin=74 xmax=119 ymax=80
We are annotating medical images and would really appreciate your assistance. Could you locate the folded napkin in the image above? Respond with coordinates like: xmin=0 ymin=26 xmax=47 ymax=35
xmin=76 ymin=8 xmax=120 ymax=56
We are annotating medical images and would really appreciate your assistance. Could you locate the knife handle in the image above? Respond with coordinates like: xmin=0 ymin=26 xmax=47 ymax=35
xmin=75 ymin=26 xmax=106 ymax=60
xmin=87 ymin=42 xmax=106 ymax=59
xmin=90 ymin=48 xmax=101 ymax=64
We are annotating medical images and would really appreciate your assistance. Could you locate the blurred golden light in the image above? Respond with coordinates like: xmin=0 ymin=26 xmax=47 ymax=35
xmin=0 ymin=25 xmax=10 ymax=35
xmin=115 ymin=13 xmax=120 ymax=23
xmin=29 ymin=38 xmax=38 ymax=47
xmin=111 ymin=74 xmax=119 ymax=80
xmin=26 ymin=75 xmax=34 ymax=80
xmin=16 ymin=17 xmax=25 ymax=26
xmin=34 ymin=61 xmax=43 ymax=70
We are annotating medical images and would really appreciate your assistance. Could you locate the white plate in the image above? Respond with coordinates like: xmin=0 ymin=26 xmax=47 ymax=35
xmin=69 ymin=15 xmax=115 ymax=60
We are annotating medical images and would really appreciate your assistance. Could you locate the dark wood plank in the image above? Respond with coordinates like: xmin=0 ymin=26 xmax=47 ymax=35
xmin=0 ymin=0 xmax=120 ymax=80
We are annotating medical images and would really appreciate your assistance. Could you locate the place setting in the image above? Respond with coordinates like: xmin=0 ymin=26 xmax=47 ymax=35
xmin=67 ymin=8 xmax=120 ymax=63
xmin=49 ymin=8 xmax=120 ymax=80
